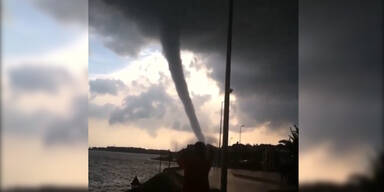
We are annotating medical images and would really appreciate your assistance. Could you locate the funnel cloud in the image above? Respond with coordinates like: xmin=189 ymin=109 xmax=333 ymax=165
xmin=159 ymin=5 xmax=205 ymax=142
xmin=91 ymin=0 xmax=205 ymax=141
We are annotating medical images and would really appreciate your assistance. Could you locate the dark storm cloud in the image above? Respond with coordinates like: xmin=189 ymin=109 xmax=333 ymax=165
xmin=32 ymin=0 xmax=88 ymax=26
xmin=89 ymin=78 xmax=126 ymax=96
xmin=299 ymin=0 xmax=382 ymax=152
xmin=89 ymin=0 xmax=149 ymax=56
xmin=44 ymin=95 xmax=88 ymax=146
xmin=8 ymin=65 xmax=71 ymax=93
xmin=90 ymin=0 xmax=298 ymax=130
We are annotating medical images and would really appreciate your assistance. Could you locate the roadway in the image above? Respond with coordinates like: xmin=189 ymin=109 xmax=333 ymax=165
xmin=176 ymin=167 xmax=287 ymax=192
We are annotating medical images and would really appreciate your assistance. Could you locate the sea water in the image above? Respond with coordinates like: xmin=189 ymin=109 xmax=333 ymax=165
xmin=89 ymin=150 xmax=177 ymax=192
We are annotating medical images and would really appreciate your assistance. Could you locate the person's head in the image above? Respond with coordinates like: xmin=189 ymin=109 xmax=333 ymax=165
xmin=194 ymin=141 xmax=207 ymax=159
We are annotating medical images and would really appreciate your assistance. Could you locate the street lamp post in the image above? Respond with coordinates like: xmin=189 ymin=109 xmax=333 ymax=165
xmin=219 ymin=101 xmax=224 ymax=148
xmin=239 ymin=125 xmax=245 ymax=144
xmin=221 ymin=0 xmax=234 ymax=191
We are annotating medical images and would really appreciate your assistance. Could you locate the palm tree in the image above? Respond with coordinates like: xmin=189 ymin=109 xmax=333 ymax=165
xmin=279 ymin=125 xmax=298 ymax=157
xmin=278 ymin=125 xmax=298 ymax=186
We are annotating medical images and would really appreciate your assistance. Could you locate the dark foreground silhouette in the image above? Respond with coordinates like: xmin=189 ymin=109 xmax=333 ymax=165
xmin=177 ymin=142 xmax=213 ymax=192
xmin=129 ymin=142 xmax=219 ymax=192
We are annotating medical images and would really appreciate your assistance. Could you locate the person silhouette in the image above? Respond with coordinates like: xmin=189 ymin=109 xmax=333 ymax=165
xmin=177 ymin=142 xmax=212 ymax=192
xmin=131 ymin=176 xmax=140 ymax=189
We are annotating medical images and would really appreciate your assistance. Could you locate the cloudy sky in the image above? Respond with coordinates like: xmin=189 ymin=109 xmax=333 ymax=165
xmin=299 ymin=0 xmax=382 ymax=183
xmin=1 ymin=0 xmax=88 ymax=188
xmin=1 ymin=0 xmax=382 ymax=188
xmin=88 ymin=0 xmax=298 ymax=151
xmin=89 ymin=0 xmax=382 ymax=184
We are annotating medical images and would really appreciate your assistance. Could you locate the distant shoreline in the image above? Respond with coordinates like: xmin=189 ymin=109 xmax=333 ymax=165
xmin=89 ymin=146 xmax=172 ymax=155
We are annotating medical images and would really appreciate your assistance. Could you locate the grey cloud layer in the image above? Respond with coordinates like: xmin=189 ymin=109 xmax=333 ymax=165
xmin=299 ymin=0 xmax=383 ymax=152
xmin=107 ymin=84 xmax=197 ymax=136
xmin=109 ymin=85 xmax=170 ymax=124
xmin=3 ymin=94 xmax=88 ymax=146
xmin=89 ymin=79 xmax=126 ymax=95
xmin=89 ymin=102 xmax=116 ymax=119
xmin=3 ymin=105 xmax=52 ymax=135
xmin=87 ymin=79 xmax=217 ymax=136
xmin=33 ymin=0 xmax=88 ymax=26
xmin=9 ymin=65 xmax=71 ymax=93
xmin=44 ymin=95 xmax=88 ymax=145
xmin=5 ymin=64 xmax=87 ymax=146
